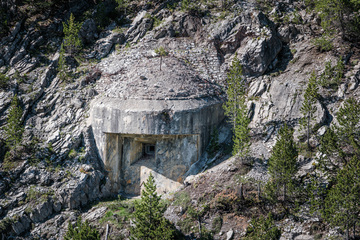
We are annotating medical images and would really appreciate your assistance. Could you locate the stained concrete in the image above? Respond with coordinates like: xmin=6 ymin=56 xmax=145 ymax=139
xmin=89 ymin=46 xmax=225 ymax=195
xmin=90 ymin=96 xmax=224 ymax=195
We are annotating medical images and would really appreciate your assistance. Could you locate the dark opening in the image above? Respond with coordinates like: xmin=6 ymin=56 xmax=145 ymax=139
xmin=145 ymin=144 xmax=156 ymax=155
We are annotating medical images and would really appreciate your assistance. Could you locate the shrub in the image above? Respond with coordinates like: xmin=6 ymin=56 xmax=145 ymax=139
xmin=318 ymin=58 xmax=344 ymax=89
xmin=5 ymin=95 xmax=24 ymax=149
xmin=0 ymin=73 xmax=9 ymax=90
xmin=312 ymin=35 xmax=333 ymax=52
xmin=244 ymin=213 xmax=281 ymax=240
xmin=64 ymin=216 xmax=100 ymax=240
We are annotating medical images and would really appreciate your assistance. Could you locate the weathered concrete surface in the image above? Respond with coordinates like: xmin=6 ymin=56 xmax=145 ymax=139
xmin=90 ymin=97 xmax=224 ymax=194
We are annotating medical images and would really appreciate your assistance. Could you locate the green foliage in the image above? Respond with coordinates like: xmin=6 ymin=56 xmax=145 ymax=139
xmin=243 ymin=213 xmax=281 ymax=240
xmin=63 ymin=13 xmax=82 ymax=56
xmin=64 ymin=216 xmax=100 ymax=240
xmin=266 ymin=124 xmax=298 ymax=202
xmin=300 ymin=71 xmax=319 ymax=149
xmin=0 ymin=73 xmax=9 ymax=90
xmin=131 ymin=173 xmax=175 ymax=240
xmin=211 ymin=215 xmax=222 ymax=234
xmin=223 ymin=55 xmax=250 ymax=157
xmin=68 ymin=149 xmax=78 ymax=159
xmin=312 ymin=34 xmax=333 ymax=52
xmin=207 ymin=128 xmax=220 ymax=158
xmin=57 ymin=43 xmax=68 ymax=81
xmin=319 ymin=97 xmax=360 ymax=173
xmin=154 ymin=46 xmax=169 ymax=71
xmin=5 ymin=94 xmax=24 ymax=149
xmin=173 ymin=191 xmax=191 ymax=211
xmin=232 ymin=96 xmax=251 ymax=157
xmin=0 ymin=217 xmax=15 ymax=234
xmin=322 ymin=156 xmax=360 ymax=239
xmin=223 ymin=55 xmax=246 ymax=129
xmin=310 ymin=0 xmax=360 ymax=39
xmin=318 ymin=58 xmax=344 ymax=89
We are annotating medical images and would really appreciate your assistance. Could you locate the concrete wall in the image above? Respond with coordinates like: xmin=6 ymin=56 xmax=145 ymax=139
xmin=89 ymin=96 xmax=225 ymax=194
xmin=106 ymin=134 xmax=199 ymax=195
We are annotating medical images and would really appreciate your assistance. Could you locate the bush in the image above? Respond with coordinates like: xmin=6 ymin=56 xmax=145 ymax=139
xmin=244 ymin=213 xmax=281 ymax=240
xmin=5 ymin=95 xmax=24 ymax=149
xmin=318 ymin=58 xmax=344 ymax=89
xmin=64 ymin=216 xmax=100 ymax=240
xmin=0 ymin=73 xmax=9 ymax=90
xmin=312 ymin=35 xmax=333 ymax=52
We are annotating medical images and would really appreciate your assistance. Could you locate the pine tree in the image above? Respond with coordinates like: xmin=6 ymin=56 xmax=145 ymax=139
xmin=223 ymin=55 xmax=246 ymax=130
xmin=266 ymin=123 xmax=298 ymax=202
xmin=310 ymin=0 xmax=360 ymax=39
xmin=223 ymin=55 xmax=250 ymax=157
xmin=131 ymin=173 xmax=175 ymax=240
xmin=300 ymin=71 xmax=319 ymax=149
xmin=154 ymin=46 xmax=169 ymax=71
xmin=232 ymin=96 xmax=250 ymax=157
xmin=323 ymin=156 xmax=360 ymax=240
xmin=63 ymin=13 xmax=82 ymax=56
xmin=5 ymin=94 xmax=24 ymax=149
xmin=335 ymin=97 xmax=360 ymax=158
xmin=57 ymin=43 xmax=68 ymax=81
xmin=64 ymin=216 xmax=100 ymax=240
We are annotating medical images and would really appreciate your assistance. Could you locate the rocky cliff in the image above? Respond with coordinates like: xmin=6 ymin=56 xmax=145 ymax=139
xmin=0 ymin=0 xmax=359 ymax=239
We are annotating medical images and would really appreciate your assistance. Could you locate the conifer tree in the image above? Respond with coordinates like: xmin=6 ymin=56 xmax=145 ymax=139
xmin=300 ymin=71 xmax=319 ymax=149
xmin=223 ymin=55 xmax=246 ymax=130
xmin=131 ymin=173 xmax=175 ymax=240
xmin=232 ymin=96 xmax=250 ymax=157
xmin=266 ymin=123 xmax=298 ymax=202
xmin=319 ymin=97 xmax=360 ymax=172
xmin=323 ymin=156 xmax=360 ymax=240
xmin=63 ymin=13 xmax=82 ymax=56
xmin=223 ymin=55 xmax=251 ymax=157
xmin=335 ymin=97 xmax=360 ymax=157
xmin=5 ymin=94 xmax=24 ymax=149
xmin=57 ymin=43 xmax=67 ymax=81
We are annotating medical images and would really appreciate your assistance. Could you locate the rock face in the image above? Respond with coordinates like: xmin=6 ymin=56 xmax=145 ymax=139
xmin=1 ymin=0 xmax=358 ymax=238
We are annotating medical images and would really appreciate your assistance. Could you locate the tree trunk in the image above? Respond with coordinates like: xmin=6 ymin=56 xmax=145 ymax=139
xmin=353 ymin=221 xmax=356 ymax=239
xmin=283 ymin=184 xmax=286 ymax=202
xmin=239 ymin=183 xmax=244 ymax=200
xmin=198 ymin=216 xmax=202 ymax=238
xmin=257 ymin=182 xmax=261 ymax=200
xmin=307 ymin=114 xmax=310 ymax=149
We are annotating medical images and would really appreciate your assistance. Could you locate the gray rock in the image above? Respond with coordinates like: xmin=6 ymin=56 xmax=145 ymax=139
xmin=237 ymin=34 xmax=282 ymax=77
xmin=126 ymin=11 xmax=151 ymax=42
xmin=79 ymin=19 xmax=98 ymax=44
xmin=30 ymin=201 xmax=54 ymax=223
xmin=294 ymin=235 xmax=314 ymax=240
xmin=226 ymin=229 xmax=234 ymax=240
xmin=348 ymin=75 xmax=359 ymax=91
xmin=249 ymin=79 xmax=267 ymax=97
xmin=12 ymin=215 xmax=31 ymax=235
xmin=278 ymin=24 xmax=299 ymax=43
xmin=94 ymin=31 xmax=125 ymax=59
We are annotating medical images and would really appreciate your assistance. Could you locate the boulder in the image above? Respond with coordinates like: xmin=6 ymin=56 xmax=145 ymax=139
xmin=79 ymin=19 xmax=98 ymax=44
xmin=237 ymin=34 xmax=282 ymax=77
xmin=93 ymin=31 xmax=125 ymax=59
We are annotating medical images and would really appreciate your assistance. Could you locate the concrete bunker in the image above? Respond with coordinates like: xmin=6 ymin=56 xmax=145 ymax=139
xmin=91 ymin=98 xmax=224 ymax=195
xmin=89 ymin=53 xmax=225 ymax=195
